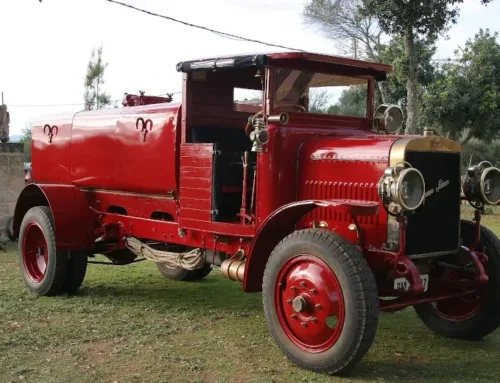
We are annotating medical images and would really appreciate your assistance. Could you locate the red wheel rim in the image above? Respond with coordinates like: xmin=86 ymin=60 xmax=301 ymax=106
xmin=22 ymin=222 xmax=49 ymax=282
xmin=431 ymin=269 xmax=486 ymax=322
xmin=275 ymin=255 xmax=345 ymax=352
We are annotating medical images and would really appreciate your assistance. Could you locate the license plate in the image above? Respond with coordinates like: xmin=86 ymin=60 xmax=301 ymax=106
xmin=394 ymin=274 xmax=429 ymax=292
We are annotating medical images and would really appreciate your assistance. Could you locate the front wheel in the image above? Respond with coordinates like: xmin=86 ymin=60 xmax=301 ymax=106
xmin=414 ymin=220 xmax=500 ymax=340
xmin=262 ymin=229 xmax=379 ymax=375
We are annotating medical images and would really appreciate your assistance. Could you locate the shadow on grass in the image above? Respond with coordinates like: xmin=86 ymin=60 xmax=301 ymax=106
xmin=76 ymin=274 xmax=263 ymax=313
xmin=353 ymin=356 xmax=499 ymax=382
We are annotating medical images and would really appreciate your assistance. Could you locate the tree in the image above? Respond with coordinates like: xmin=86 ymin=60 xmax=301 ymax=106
xmin=302 ymin=0 xmax=387 ymax=102
xmin=422 ymin=29 xmax=500 ymax=144
xmin=327 ymin=86 xmax=368 ymax=117
xmin=377 ymin=35 xmax=437 ymax=131
xmin=20 ymin=123 xmax=33 ymax=162
xmin=309 ymin=88 xmax=332 ymax=113
xmin=302 ymin=0 xmax=437 ymax=119
xmin=84 ymin=46 xmax=111 ymax=110
xmin=360 ymin=0 xmax=492 ymax=135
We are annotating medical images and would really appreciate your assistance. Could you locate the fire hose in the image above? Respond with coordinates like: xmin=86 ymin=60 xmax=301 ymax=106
xmin=124 ymin=237 xmax=205 ymax=270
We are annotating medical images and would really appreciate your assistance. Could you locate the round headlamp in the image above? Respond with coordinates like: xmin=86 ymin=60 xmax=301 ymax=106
xmin=374 ymin=104 xmax=404 ymax=134
xmin=463 ymin=161 xmax=500 ymax=206
xmin=378 ymin=163 xmax=425 ymax=212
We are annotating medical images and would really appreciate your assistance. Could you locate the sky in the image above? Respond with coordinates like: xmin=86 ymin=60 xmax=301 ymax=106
xmin=1 ymin=0 xmax=500 ymax=136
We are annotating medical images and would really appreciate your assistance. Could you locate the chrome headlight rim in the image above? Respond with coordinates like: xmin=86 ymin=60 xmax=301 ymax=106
xmin=377 ymin=162 xmax=426 ymax=213
xmin=394 ymin=167 xmax=426 ymax=211
xmin=479 ymin=165 xmax=500 ymax=205
xmin=374 ymin=104 xmax=404 ymax=134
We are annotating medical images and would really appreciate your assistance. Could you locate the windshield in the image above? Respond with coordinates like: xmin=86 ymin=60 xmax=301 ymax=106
xmin=271 ymin=67 xmax=369 ymax=118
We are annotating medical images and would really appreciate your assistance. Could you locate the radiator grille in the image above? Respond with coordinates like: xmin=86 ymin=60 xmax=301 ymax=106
xmin=303 ymin=181 xmax=379 ymax=225
xmin=404 ymin=151 xmax=461 ymax=255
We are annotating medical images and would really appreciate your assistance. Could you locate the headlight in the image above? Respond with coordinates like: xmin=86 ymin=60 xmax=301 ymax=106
xmin=378 ymin=163 xmax=425 ymax=211
xmin=374 ymin=104 xmax=404 ymax=134
xmin=462 ymin=161 xmax=500 ymax=206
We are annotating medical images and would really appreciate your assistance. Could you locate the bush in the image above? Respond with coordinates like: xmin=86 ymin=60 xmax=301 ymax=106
xmin=460 ymin=138 xmax=500 ymax=174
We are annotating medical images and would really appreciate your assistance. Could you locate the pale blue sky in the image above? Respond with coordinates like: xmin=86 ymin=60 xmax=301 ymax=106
xmin=1 ymin=0 xmax=499 ymax=136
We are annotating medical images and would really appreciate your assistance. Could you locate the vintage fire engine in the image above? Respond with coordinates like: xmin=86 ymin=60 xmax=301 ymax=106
xmin=13 ymin=51 xmax=500 ymax=375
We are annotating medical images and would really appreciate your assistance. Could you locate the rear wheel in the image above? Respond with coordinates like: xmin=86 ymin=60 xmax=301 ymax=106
xmin=156 ymin=263 xmax=212 ymax=282
xmin=18 ymin=207 xmax=68 ymax=296
xmin=262 ymin=229 xmax=378 ymax=375
xmin=414 ymin=220 xmax=500 ymax=340
xmin=61 ymin=250 xmax=88 ymax=294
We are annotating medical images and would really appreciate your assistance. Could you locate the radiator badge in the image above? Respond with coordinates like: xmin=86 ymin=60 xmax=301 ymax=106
xmin=424 ymin=179 xmax=450 ymax=198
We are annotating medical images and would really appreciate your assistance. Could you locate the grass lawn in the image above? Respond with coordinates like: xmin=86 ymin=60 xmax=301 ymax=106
xmin=1 ymin=208 xmax=500 ymax=383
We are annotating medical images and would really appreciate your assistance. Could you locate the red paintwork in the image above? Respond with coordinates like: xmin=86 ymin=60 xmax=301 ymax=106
xmin=276 ymin=255 xmax=345 ymax=352
xmin=427 ymin=268 xmax=486 ymax=322
xmin=14 ymin=51 xmax=487 ymax=316
xmin=244 ymin=199 xmax=378 ymax=292
xmin=22 ymin=222 xmax=48 ymax=282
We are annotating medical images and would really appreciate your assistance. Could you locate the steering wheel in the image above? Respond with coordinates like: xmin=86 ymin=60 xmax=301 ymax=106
xmin=274 ymin=103 xmax=306 ymax=113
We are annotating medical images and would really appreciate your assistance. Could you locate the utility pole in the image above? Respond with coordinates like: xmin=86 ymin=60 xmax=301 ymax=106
xmin=1 ymin=92 xmax=3 ymax=104
xmin=352 ymin=38 xmax=358 ymax=59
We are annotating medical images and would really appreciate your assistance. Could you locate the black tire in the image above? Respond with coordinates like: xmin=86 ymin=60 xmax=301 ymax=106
xmin=6 ymin=216 xmax=14 ymax=240
xmin=414 ymin=220 xmax=500 ymax=340
xmin=61 ymin=250 xmax=88 ymax=294
xmin=262 ymin=229 xmax=379 ymax=375
xmin=18 ymin=206 xmax=68 ymax=296
xmin=156 ymin=263 xmax=212 ymax=282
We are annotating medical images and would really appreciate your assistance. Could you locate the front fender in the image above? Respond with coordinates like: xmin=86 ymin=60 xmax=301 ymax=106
xmin=242 ymin=199 xmax=379 ymax=292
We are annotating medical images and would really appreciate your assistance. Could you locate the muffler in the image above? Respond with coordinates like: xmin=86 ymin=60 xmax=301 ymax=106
xmin=221 ymin=259 xmax=246 ymax=282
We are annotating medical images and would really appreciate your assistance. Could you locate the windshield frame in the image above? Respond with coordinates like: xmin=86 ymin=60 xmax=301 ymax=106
xmin=265 ymin=64 xmax=374 ymax=121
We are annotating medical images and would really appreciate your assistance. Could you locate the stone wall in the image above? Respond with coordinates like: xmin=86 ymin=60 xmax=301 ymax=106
xmin=0 ymin=143 xmax=24 ymax=239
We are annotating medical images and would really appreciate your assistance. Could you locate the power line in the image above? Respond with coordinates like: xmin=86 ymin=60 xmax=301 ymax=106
xmin=104 ymin=0 xmax=305 ymax=52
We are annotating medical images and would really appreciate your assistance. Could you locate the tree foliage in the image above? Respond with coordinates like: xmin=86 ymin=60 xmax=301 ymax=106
xmin=422 ymin=29 xmax=500 ymax=144
xmin=302 ymin=0 xmax=437 ymax=127
xmin=20 ymin=123 xmax=32 ymax=162
xmin=303 ymin=0 xmax=381 ymax=59
xmin=84 ymin=46 xmax=111 ymax=110
xmin=327 ymin=86 xmax=367 ymax=117
xmin=360 ymin=0 xmax=492 ymax=135
xmin=378 ymin=36 xmax=436 ymax=102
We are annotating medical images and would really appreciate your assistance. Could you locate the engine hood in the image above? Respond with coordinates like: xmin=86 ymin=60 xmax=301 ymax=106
xmin=299 ymin=135 xmax=399 ymax=165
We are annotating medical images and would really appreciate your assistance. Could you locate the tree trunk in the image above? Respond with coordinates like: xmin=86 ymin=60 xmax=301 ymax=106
xmin=376 ymin=81 xmax=386 ymax=104
xmin=460 ymin=126 xmax=478 ymax=146
xmin=403 ymin=29 xmax=419 ymax=135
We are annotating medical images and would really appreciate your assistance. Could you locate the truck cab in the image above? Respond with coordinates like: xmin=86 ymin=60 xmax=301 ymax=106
xmin=12 ymin=51 xmax=500 ymax=376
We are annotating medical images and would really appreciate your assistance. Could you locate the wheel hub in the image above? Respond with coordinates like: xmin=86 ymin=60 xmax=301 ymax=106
xmin=275 ymin=255 xmax=345 ymax=352
xmin=292 ymin=296 xmax=307 ymax=313
xmin=22 ymin=222 xmax=48 ymax=282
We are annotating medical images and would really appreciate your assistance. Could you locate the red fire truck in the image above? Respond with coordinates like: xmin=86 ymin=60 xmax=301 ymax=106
xmin=12 ymin=51 xmax=500 ymax=375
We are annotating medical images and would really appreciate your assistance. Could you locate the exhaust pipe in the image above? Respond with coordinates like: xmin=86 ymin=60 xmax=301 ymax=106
xmin=221 ymin=259 xmax=246 ymax=282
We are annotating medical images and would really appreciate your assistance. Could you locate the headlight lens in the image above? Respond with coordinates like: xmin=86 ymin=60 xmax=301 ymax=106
xmin=397 ymin=168 xmax=425 ymax=210
xmin=463 ymin=161 xmax=500 ymax=206
xmin=378 ymin=164 xmax=425 ymax=212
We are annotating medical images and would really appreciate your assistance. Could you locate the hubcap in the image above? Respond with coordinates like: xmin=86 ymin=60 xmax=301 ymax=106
xmin=22 ymin=222 xmax=48 ymax=282
xmin=275 ymin=255 xmax=345 ymax=352
xmin=292 ymin=296 xmax=307 ymax=313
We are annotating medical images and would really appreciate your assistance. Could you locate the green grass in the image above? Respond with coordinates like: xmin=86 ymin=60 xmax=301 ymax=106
xmin=1 ymin=208 xmax=500 ymax=383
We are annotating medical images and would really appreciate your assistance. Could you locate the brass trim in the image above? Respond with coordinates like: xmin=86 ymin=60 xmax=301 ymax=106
xmin=389 ymin=136 xmax=461 ymax=167
xmin=386 ymin=134 xmax=462 ymax=253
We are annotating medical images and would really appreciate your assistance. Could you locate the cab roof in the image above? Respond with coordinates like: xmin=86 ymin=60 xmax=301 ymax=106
xmin=176 ymin=51 xmax=392 ymax=81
